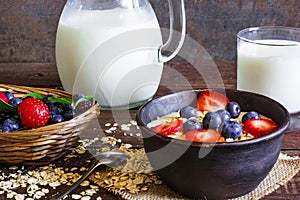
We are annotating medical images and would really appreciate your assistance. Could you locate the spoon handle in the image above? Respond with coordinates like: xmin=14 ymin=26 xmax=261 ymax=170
xmin=49 ymin=159 xmax=108 ymax=200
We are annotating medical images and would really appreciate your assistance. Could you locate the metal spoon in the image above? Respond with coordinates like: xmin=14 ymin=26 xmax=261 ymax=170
xmin=49 ymin=150 xmax=127 ymax=200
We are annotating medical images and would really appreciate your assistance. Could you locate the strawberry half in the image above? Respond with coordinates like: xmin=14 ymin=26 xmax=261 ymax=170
xmin=0 ymin=92 xmax=9 ymax=103
xmin=18 ymin=97 xmax=50 ymax=128
xmin=243 ymin=118 xmax=279 ymax=137
xmin=185 ymin=129 xmax=221 ymax=143
xmin=151 ymin=119 xmax=183 ymax=136
xmin=198 ymin=90 xmax=230 ymax=112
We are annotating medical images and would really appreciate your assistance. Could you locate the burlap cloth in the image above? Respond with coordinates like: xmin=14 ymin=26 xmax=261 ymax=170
xmin=90 ymin=152 xmax=300 ymax=200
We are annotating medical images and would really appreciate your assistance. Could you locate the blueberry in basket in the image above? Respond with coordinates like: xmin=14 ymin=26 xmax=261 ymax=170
xmin=0 ymin=91 xmax=95 ymax=132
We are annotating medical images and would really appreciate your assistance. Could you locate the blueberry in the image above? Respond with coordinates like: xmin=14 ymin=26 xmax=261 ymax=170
xmin=48 ymin=102 xmax=64 ymax=114
xmin=11 ymin=113 xmax=20 ymax=121
xmin=2 ymin=126 xmax=10 ymax=133
xmin=3 ymin=118 xmax=20 ymax=132
xmin=226 ymin=101 xmax=241 ymax=119
xmin=49 ymin=111 xmax=56 ymax=118
xmin=3 ymin=91 xmax=14 ymax=101
xmin=72 ymin=93 xmax=85 ymax=104
xmin=242 ymin=111 xmax=261 ymax=124
xmin=9 ymin=97 xmax=22 ymax=108
xmin=221 ymin=121 xmax=242 ymax=139
xmin=203 ymin=112 xmax=222 ymax=129
xmin=48 ymin=113 xmax=65 ymax=124
xmin=64 ymin=109 xmax=74 ymax=121
xmin=180 ymin=106 xmax=197 ymax=119
xmin=63 ymin=104 xmax=73 ymax=111
xmin=0 ymin=114 xmax=6 ymax=123
xmin=217 ymin=122 xmax=226 ymax=134
xmin=216 ymin=109 xmax=231 ymax=123
xmin=42 ymin=94 xmax=55 ymax=104
xmin=183 ymin=119 xmax=201 ymax=133
xmin=0 ymin=113 xmax=11 ymax=122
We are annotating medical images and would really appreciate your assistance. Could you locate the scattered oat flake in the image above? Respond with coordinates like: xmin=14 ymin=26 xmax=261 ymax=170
xmin=80 ymin=180 xmax=90 ymax=187
xmin=71 ymin=194 xmax=82 ymax=199
xmin=121 ymin=126 xmax=130 ymax=131
xmin=105 ymin=130 xmax=112 ymax=134
xmin=109 ymin=127 xmax=117 ymax=131
xmin=81 ymin=196 xmax=91 ymax=200
xmin=49 ymin=181 xmax=61 ymax=188
xmin=104 ymin=123 xmax=111 ymax=127
xmin=130 ymin=120 xmax=137 ymax=125
xmin=8 ymin=166 xmax=18 ymax=170
xmin=124 ymin=144 xmax=133 ymax=149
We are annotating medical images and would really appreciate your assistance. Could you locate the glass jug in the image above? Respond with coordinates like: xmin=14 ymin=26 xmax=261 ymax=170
xmin=56 ymin=0 xmax=186 ymax=110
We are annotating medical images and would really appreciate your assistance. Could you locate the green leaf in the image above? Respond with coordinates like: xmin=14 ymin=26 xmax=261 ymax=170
xmin=74 ymin=96 xmax=95 ymax=108
xmin=23 ymin=92 xmax=44 ymax=100
xmin=48 ymin=96 xmax=72 ymax=105
xmin=0 ymin=100 xmax=17 ymax=112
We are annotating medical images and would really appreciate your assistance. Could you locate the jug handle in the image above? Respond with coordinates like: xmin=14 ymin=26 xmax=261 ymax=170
xmin=158 ymin=0 xmax=186 ymax=63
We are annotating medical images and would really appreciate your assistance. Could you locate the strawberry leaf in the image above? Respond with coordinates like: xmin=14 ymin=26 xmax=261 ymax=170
xmin=0 ymin=99 xmax=17 ymax=112
xmin=48 ymin=96 xmax=72 ymax=105
xmin=74 ymin=96 xmax=95 ymax=108
xmin=23 ymin=92 xmax=44 ymax=100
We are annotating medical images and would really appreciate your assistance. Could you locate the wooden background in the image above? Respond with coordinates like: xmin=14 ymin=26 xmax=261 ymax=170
xmin=0 ymin=0 xmax=299 ymax=64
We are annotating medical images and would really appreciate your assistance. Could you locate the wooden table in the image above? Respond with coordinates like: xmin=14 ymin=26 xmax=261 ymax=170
xmin=0 ymin=62 xmax=299 ymax=199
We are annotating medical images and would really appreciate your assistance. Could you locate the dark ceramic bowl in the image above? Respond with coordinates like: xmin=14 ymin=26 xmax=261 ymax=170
xmin=136 ymin=89 xmax=289 ymax=199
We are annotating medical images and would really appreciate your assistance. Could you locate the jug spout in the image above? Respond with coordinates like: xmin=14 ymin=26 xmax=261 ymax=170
xmin=159 ymin=0 xmax=186 ymax=63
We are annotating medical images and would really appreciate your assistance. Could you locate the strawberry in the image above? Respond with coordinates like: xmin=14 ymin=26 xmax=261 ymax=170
xmin=151 ymin=119 xmax=183 ymax=136
xmin=243 ymin=118 xmax=279 ymax=137
xmin=198 ymin=90 xmax=230 ymax=112
xmin=185 ymin=129 xmax=221 ymax=143
xmin=0 ymin=92 xmax=9 ymax=103
xmin=18 ymin=97 xmax=50 ymax=128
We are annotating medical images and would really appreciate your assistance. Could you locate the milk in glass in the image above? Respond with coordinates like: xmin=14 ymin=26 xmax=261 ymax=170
xmin=238 ymin=40 xmax=300 ymax=113
xmin=56 ymin=4 xmax=163 ymax=108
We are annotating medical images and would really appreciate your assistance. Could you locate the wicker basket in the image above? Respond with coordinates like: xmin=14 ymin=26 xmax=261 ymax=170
xmin=0 ymin=84 xmax=100 ymax=165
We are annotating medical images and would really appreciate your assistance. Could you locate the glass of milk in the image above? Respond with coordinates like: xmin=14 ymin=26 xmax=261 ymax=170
xmin=56 ymin=0 xmax=186 ymax=110
xmin=237 ymin=26 xmax=300 ymax=131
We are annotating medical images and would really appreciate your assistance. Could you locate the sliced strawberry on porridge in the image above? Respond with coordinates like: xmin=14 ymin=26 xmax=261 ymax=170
xmin=185 ymin=129 xmax=221 ymax=143
xmin=243 ymin=118 xmax=279 ymax=137
xmin=198 ymin=90 xmax=230 ymax=112
xmin=151 ymin=119 xmax=183 ymax=136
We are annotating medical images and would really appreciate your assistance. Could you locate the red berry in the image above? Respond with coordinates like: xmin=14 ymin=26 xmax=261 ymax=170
xmin=185 ymin=129 xmax=221 ymax=143
xmin=18 ymin=97 xmax=50 ymax=128
xmin=0 ymin=92 xmax=9 ymax=103
xmin=243 ymin=118 xmax=279 ymax=137
xmin=198 ymin=90 xmax=230 ymax=112
xmin=151 ymin=119 xmax=183 ymax=136
xmin=75 ymin=100 xmax=93 ymax=112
